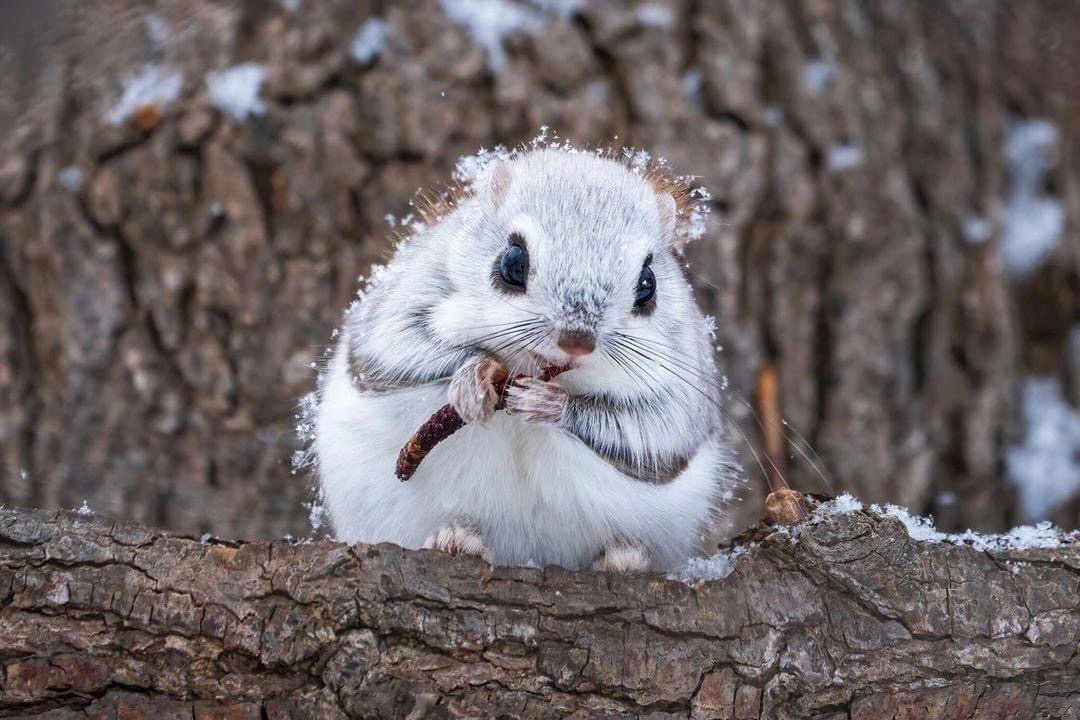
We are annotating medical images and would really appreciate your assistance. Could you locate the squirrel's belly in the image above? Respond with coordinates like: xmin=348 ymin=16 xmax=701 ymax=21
xmin=409 ymin=415 xmax=717 ymax=569
xmin=316 ymin=365 xmax=716 ymax=569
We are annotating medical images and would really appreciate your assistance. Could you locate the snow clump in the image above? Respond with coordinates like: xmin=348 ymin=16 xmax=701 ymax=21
xmin=876 ymin=503 xmax=1075 ymax=551
xmin=672 ymin=544 xmax=751 ymax=583
xmin=1004 ymin=376 xmax=1080 ymax=521
xmin=1002 ymin=119 xmax=1064 ymax=277
xmin=439 ymin=0 xmax=579 ymax=72
xmin=205 ymin=63 xmax=267 ymax=121
xmin=350 ymin=17 xmax=390 ymax=64
xmin=107 ymin=65 xmax=183 ymax=125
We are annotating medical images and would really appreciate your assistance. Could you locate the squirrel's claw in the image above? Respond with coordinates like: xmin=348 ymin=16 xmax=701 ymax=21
xmin=423 ymin=522 xmax=492 ymax=562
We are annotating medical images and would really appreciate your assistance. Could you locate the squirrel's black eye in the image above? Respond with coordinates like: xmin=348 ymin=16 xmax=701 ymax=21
xmin=498 ymin=243 xmax=528 ymax=290
xmin=634 ymin=263 xmax=655 ymax=308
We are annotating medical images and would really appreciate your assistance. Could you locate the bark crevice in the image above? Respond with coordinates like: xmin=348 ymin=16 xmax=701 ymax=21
xmin=2 ymin=506 xmax=1079 ymax=718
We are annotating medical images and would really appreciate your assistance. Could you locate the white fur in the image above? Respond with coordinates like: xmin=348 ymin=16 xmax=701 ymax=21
xmin=317 ymin=343 xmax=723 ymax=569
xmin=592 ymin=541 xmax=651 ymax=573
xmin=423 ymin=522 xmax=491 ymax=561
xmin=313 ymin=146 xmax=739 ymax=571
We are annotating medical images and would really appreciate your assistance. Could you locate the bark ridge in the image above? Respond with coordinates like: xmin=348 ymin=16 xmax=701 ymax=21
xmin=2 ymin=506 xmax=1079 ymax=718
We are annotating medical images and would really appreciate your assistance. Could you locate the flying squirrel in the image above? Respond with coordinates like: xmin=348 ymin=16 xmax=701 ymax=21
xmin=312 ymin=139 xmax=740 ymax=571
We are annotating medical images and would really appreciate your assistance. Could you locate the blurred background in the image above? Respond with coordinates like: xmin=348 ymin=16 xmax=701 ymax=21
xmin=0 ymin=0 xmax=1078 ymax=541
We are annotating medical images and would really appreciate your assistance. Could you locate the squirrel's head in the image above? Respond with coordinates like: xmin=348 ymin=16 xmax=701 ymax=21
xmin=431 ymin=146 xmax=712 ymax=389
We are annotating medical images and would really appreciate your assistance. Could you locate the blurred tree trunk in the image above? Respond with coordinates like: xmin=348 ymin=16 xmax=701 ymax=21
xmin=2 ymin=0 xmax=1079 ymax=542
xmin=2 ymin=506 xmax=1079 ymax=719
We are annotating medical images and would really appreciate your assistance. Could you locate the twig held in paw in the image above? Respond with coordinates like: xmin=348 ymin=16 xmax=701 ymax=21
xmin=395 ymin=363 xmax=566 ymax=481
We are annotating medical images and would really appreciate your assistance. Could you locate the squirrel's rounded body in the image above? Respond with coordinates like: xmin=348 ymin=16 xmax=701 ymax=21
xmin=313 ymin=144 xmax=738 ymax=571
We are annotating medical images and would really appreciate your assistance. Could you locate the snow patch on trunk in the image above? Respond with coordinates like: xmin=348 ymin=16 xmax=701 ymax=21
xmin=1005 ymin=376 xmax=1080 ymax=521
xmin=1002 ymin=119 xmax=1064 ymax=277
xmin=205 ymin=64 xmax=267 ymax=121
xmin=439 ymin=0 xmax=579 ymax=72
xmin=350 ymin=17 xmax=390 ymax=64
xmin=107 ymin=65 xmax=183 ymax=125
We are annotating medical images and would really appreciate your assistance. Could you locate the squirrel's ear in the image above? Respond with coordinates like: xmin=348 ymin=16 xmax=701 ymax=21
xmin=488 ymin=159 xmax=513 ymax=208
xmin=656 ymin=191 xmax=678 ymax=241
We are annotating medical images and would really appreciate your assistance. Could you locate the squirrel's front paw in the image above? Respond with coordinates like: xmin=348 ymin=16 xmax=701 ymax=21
xmin=423 ymin=522 xmax=492 ymax=562
xmin=504 ymin=377 xmax=568 ymax=424
xmin=449 ymin=356 xmax=508 ymax=423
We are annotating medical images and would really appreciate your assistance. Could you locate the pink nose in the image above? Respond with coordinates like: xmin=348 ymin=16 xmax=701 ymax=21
xmin=556 ymin=330 xmax=596 ymax=356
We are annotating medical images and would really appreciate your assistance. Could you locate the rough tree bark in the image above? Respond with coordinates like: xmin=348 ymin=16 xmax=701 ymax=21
xmin=2 ymin=505 xmax=1078 ymax=719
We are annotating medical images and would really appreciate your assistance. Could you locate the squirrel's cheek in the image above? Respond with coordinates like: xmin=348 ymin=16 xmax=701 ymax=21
xmin=425 ymin=295 xmax=479 ymax=342
xmin=428 ymin=295 xmax=533 ymax=350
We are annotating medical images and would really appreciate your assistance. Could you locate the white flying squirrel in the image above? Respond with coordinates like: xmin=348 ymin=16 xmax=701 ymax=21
xmin=312 ymin=141 xmax=739 ymax=571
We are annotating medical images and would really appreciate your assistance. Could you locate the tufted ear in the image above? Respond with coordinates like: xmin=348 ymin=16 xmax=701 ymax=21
xmin=488 ymin=159 xmax=513 ymax=208
xmin=656 ymin=191 xmax=678 ymax=242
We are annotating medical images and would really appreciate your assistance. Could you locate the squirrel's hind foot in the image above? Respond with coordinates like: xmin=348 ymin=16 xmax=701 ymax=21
xmin=591 ymin=540 xmax=651 ymax=573
xmin=423 ymin=522 xmax=493 ymax=563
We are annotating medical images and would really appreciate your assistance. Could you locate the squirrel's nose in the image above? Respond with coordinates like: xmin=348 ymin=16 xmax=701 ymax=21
xmin=556 ymin=329 xmax=596 ymax=356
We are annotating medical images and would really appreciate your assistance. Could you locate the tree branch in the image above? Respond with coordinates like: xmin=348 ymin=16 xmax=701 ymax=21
xmin=1 ymin=505 xmax=1078 ymax=718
